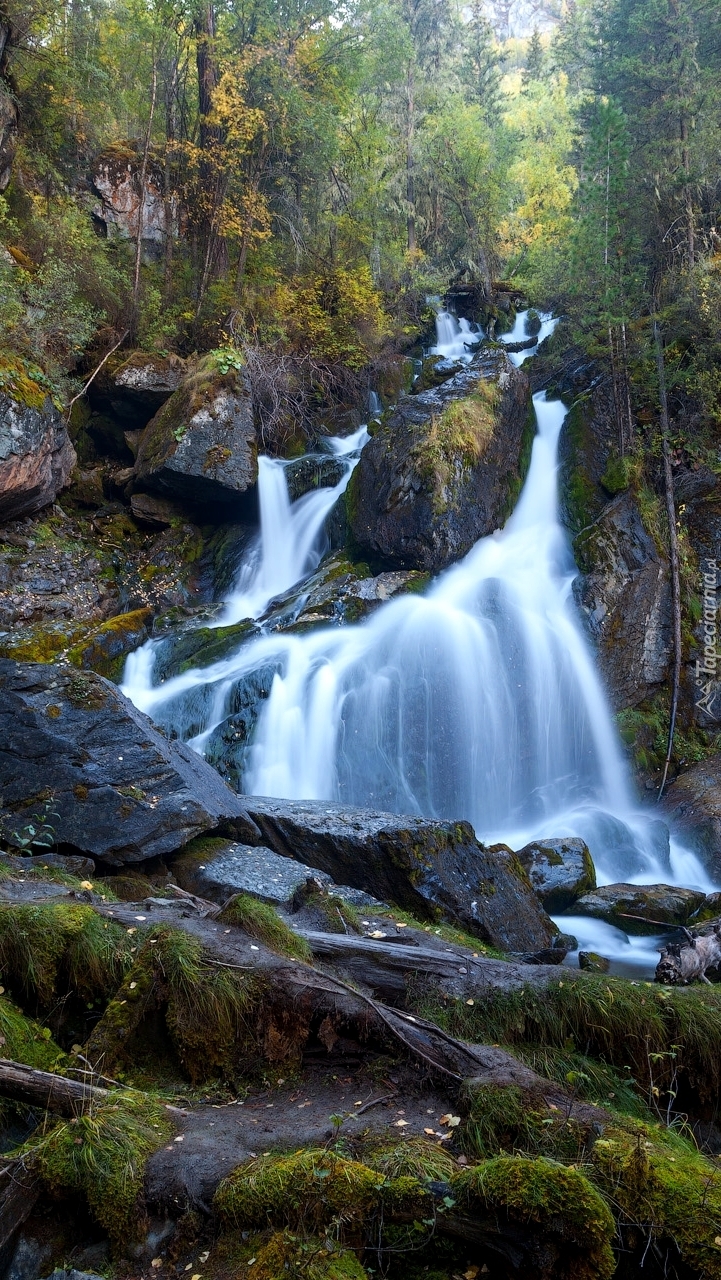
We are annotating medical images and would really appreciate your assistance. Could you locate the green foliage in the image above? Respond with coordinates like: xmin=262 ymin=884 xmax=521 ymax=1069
xmin=87 ymin=926 xmax=264 ymax=1082
xmin=0 ymin=901 xmax=134 ymax=1009
xmin=412 ymin=379 xmax=501 ymax=512
xmin=218 ymin=894 xmax=312 ymax=961
xmin=15 ymin=1090 xmax=172 ymax=1246
xmin=0 ymin=992 xmax=66 ymax=1071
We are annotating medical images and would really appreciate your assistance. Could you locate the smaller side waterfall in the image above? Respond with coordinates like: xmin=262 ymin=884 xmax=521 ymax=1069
xmin=221 ymin=425 xmax=368 ymax=625
xmin=431 ymin=311 xmax=482 ymax=363
xmin=500 ymin=311 xmax=558 ymax=366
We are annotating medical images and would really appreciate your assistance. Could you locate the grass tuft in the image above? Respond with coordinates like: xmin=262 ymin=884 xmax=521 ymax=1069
xmin=0 ymin=902 xmax=133 ymax=1008
xmin=218 ymin=894 xmax=312 ymax=961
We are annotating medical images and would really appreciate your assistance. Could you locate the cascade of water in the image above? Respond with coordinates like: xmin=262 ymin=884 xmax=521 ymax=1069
xmin=220 ymin=425 xmax=368 ymax=625
xmin=121 ymin=388 xmax=712 ymax=894
xmin=500 ymin=310 xmax=558 ymax=366
xmin=431 ymin=310 xmax=482 ymax=363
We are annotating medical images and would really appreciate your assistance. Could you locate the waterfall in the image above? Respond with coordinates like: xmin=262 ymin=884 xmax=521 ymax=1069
xmin=121 ymin=387 xmax=711 ymax=895
xmin=220 ymin=426 xmax=368 ymax=625
xmin=431 ymin=311 xmax=483 ymax=363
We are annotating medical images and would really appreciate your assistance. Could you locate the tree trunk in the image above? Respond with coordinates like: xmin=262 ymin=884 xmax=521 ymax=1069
xmin=406 ymin=62 xmax=416 ymax=254
xmin=654 ymin=318 xmax=683 ymax=799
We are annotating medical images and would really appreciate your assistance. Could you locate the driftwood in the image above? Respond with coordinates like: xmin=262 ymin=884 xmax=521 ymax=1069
xmin=655 ymin=925 xmax=721 ymax=985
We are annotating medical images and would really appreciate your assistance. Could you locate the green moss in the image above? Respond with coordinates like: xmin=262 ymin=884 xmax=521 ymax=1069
xmin=218 ymin=894 xmax=312 ymax=961
xmin=208 ymin=1230 xmax=369 ymax=1280
xmin=501 ymin=396 xmax=537 ymax=521
xmin=453 ymin=1156 xmax=615 ymax=1280
xmin=66 ymin=607 xmax=153 ymax=679
xmin=410 ymin=974 xmax=721 ymax=1104
xmin=0 ymin=992 xmax=66 ymax=1070
xmin=365 ymin=1137 xmax=456 ymax=1184
xmin=590 ymin=1120 xmax=721 ymax=1279
xmin=87 ymin=926 xmax=263 ymax=1083
xmin=412 ymin=380 xmax=501 ymax=513
xmin=599 ymin=451 xmax=643 ymax=495
xmin=0 ymin=622 xmax=89 ymax=665
xmin=616 ymin=691 xmax=721 ymax=777
xmin=14 ymin=1089 xmax=172 ymax=1247
xmin=0 ymin=349 xmax=50 ymax=410
xmin=0 ymin=901 xmax=133 ymax=1009
xmin=215 ymin=1148 xmax=427 ymax=1233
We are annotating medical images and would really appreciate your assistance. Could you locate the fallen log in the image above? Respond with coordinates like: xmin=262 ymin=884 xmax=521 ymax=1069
xmin=0 ymin=1158 xmax=39 ymax=1251
xmin=0 ymin=1059 xmax=186 ymax=1119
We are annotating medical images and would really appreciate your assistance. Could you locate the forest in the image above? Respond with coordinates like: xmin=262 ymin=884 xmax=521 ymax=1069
xmin=2 ymin=0 xmax=721 ymax=1278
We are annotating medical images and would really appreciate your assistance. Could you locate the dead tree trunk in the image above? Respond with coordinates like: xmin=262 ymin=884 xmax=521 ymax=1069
xmin=654 ymin=318 xmax=683 ymax=800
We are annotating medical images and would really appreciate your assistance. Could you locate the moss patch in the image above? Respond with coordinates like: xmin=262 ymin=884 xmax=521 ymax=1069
xmin=0 ymin=901 xmax=133 ymax=1009
xmin=218 ymin=894 xmax=312 ymax=961
xmin=14 ymin=1089 xmax=173 ymax=1247
xmin=412 ymin=380 xmax=501 ymax=513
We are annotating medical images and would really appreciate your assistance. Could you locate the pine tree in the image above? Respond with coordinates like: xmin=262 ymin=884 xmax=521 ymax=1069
xmin=461 ymin=1 xmax=506 ymax=124
xmin=522 ymin=28 xmax=544 ymax=86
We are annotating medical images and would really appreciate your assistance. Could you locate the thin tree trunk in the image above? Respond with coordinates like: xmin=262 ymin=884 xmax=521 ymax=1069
xmin=681 ymin=115 xmax=695 ymax=270
xmin=406 ymin=62 xmax=416 ymax=254
xmin=655 ymin=319 xmax=683 ymax=799
xmin=131 ymin=58 xmax=158 ymax=341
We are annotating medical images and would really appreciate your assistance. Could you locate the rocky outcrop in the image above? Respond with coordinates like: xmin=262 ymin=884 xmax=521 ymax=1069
xmin=347 ymin=347 xmax=530 ymax=572
xmin=573 ymin=883 xmax=706 ymax=933
xmin=660 ymin=753 xmax=721 ymax=879
xmin=283 ymin=453 xmax=346 ymax=502
xmin=0 ymin=83 xmax=17 ymax=191
xmin=0 ymin=391 xmax=76 ymax=522
xmin=516 ymin=837 xmax=596 ymax=912
xmin=0 ymin=660 xmax=260 ymax=865
xmin=91 ymin=142 xmax=172 ymax=260
xmin=95 ymin=352 xmax=187 ymax=426
xmin=133 ymin=367 xmax=257 ymax=509
xmin=238 ymin=796 xmax=555 ymax=951
xmin=573 ymin=492 xmax=671 ymax=709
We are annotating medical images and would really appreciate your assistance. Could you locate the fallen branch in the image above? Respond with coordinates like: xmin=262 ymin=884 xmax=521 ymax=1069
xmin=0 ymin=1058 xmax=186 ymax=1119
xmin=63 ymin=329 xmax=130 ymax=425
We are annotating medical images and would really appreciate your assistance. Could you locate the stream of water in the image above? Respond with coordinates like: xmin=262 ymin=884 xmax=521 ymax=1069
xmin=122 ymin=311 xmax=714 ymax=974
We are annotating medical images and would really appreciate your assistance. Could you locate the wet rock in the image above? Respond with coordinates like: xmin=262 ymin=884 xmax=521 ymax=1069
xmin=660 ymin=754 xmax=721 ymax=879
xmin=130 ymin=491 xmax=183 ymax=529
xmin=348 ymin=347 xmax=530 ymax=572
xmin=6 ymin=1235 xmax=52 ymax=1280
xmin=413 ymin=355 xmax=464 ymax=393
xmin=516 ymin=837 xmax=596 ymax=912
xmin=66 ymin=606 xmax=154 ymax=679
xmin=0 ymin=391 xmax=76 ymax=522
xmin=173 ymin=837 xmax=335 ymax=907
xmin=254 ymin=553 xmax=430 ymax=634
xmin=283 ymin=453 xmax=346 ymax=502
xmin=67 ymin=467 xmax=106 ymax=508
xmin=579 ymin=951 xmax=610 ymax=973
xmin=0 ymin=659 xmax=260 ymax=865
xmin=574 ymin=491 xmax=671 ymax=709
xmin=573 ymin=883 xmax=706 ymax=933
xmin=692 ymin=891 xmax=721 ymax=923
xmin=239 ymin=797 xmax=556 ymax=950
xmin=134 ymin=367 xmax=257 ymax=509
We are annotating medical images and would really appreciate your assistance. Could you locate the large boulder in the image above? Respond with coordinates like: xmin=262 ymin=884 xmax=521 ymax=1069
xmin=283 ymin=453 xmax=346 ymax=502
xmin=99 ymin=351 xmax=188 ymax=424
xmin=133 ymin=367 xmax=257 ymax=508
xmin=660 ymin=754 xmax=721 ymax=879
xmin=0 ymin=390 xmax=76 ymax=522
xmin=347 ymin=347 xmax=530 ymax=572
xmin=573 ymin=883 xmax=706 ymax=933
xmin=516 ymin=837 xmax=596 ymax=912
xmin=238 ymin=796 xmax=555 ymax=951
xmin=573 ymin=491 xmax=671 ymax=709
xmin=0 ymin=660 xmax=259 ymax=865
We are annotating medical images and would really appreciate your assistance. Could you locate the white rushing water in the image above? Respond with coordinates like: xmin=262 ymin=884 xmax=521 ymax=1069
xmin=122 ymin=350 xmax=712 ymax=914
xmin=431 ymin=310 xmax=483 ymax=363
xmin=220 ymin=425 xmax=368 ymax=625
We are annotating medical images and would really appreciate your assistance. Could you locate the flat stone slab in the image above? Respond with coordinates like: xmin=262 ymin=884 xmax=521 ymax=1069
xmin=573 ymin=882 xmax=707 ymax=933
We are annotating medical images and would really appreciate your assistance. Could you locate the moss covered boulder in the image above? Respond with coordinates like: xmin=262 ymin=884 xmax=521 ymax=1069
xmin=660 ymin=752 xmax=721 ymax=880
xmin=134 ymin=365 xmax=257 ymax=509
xmin=573 ymin=882 xmax=706 ymax=933
xmin=0 ymin=386 xmax=76 ymax=522
xmin=517 ymin=836 xmax=596 ymax=912
xmin=347 ymin=347 xmax=530 ymax=572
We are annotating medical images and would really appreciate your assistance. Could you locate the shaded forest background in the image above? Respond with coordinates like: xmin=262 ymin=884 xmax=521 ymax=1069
xmin=0 ymin=0 xmax=720 ymax=459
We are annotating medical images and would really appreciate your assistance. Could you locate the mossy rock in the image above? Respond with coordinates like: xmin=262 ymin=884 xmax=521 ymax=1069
xmin=66 ymin=607 xmax=153 ymax=680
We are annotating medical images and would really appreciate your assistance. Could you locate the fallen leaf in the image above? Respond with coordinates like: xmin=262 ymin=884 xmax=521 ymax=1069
xmin=151 ymin=1259 xmax=163 ymax=1269
xmin=134 ymin=915 xmax=147 ymax=921
xmin=393 ymin=1119 xmax=409 ymax=1127
xmin=250 ymin=945 xmax=259 ymax=951
xmin=80 ymin=880 xmax=94 ymax=890
xmin=446 ymin=1115 xmax=461 ymax=1127
xmin=199 ymin=1252 xmax=210 ymax=1263
xmin=456 ymin=1155 xmax=468 ymax=1166
xmin=174 ymin=1135 xmax=184 ymax=1142
xmin=424 ymin=1127 xmax=436 ymax=1135
xmin=129 ymin=982 xmax=137 ymax=990
xmin=439 ymin=1114 xmax=452 ymax=1125
xmin=396 ymin=922 xmax=407 ymax=928
xmin=715 ymin=1237 xmax=721 ymax=1247
xmin=466 ymin=999 xmax=474 ymax=1006
xmin=464 ymin=1268 xmax=479 ymax=1279
xmin=369 ymin=930 xmax=387 ymax=939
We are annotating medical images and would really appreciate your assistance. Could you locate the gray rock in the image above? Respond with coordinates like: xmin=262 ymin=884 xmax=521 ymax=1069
xmin=283 ymin=453 xmax=346 ymax=502
xmin=174 ymin=838 xmax=334 ymax=907
xmin=573 ymin=882 xmax=706 ymax=933
xmin=0 ymin=659 xmax=259 ymax=865
xmin=516 ymin=837 xmax=596 ymax=912
xmin=574 ymin=491 xmax=671 ymax=709
xmin=348 ymin=348 xmax=530 ymax=572
xmin=111 ymin=351 xmax=187 ymax=415
xmin=579 ymin=951 xmax=610 ymax=973
xmin=130 ymin=491 xmax=184 ymax=529
xmin=0 ymin=391 xmax=76 ymax=522
xmin=7 ymin=1237 xmax=52 ymax=1280
xmin=660 ymin=753 xmax=721 ymax=879
xmin=134 ymin=368 xmax=257 ymax=508
xmin=239 ymin=797 xmax=556 ymax=951
xmin=0 ymin=852 xmax=95 ymax=879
